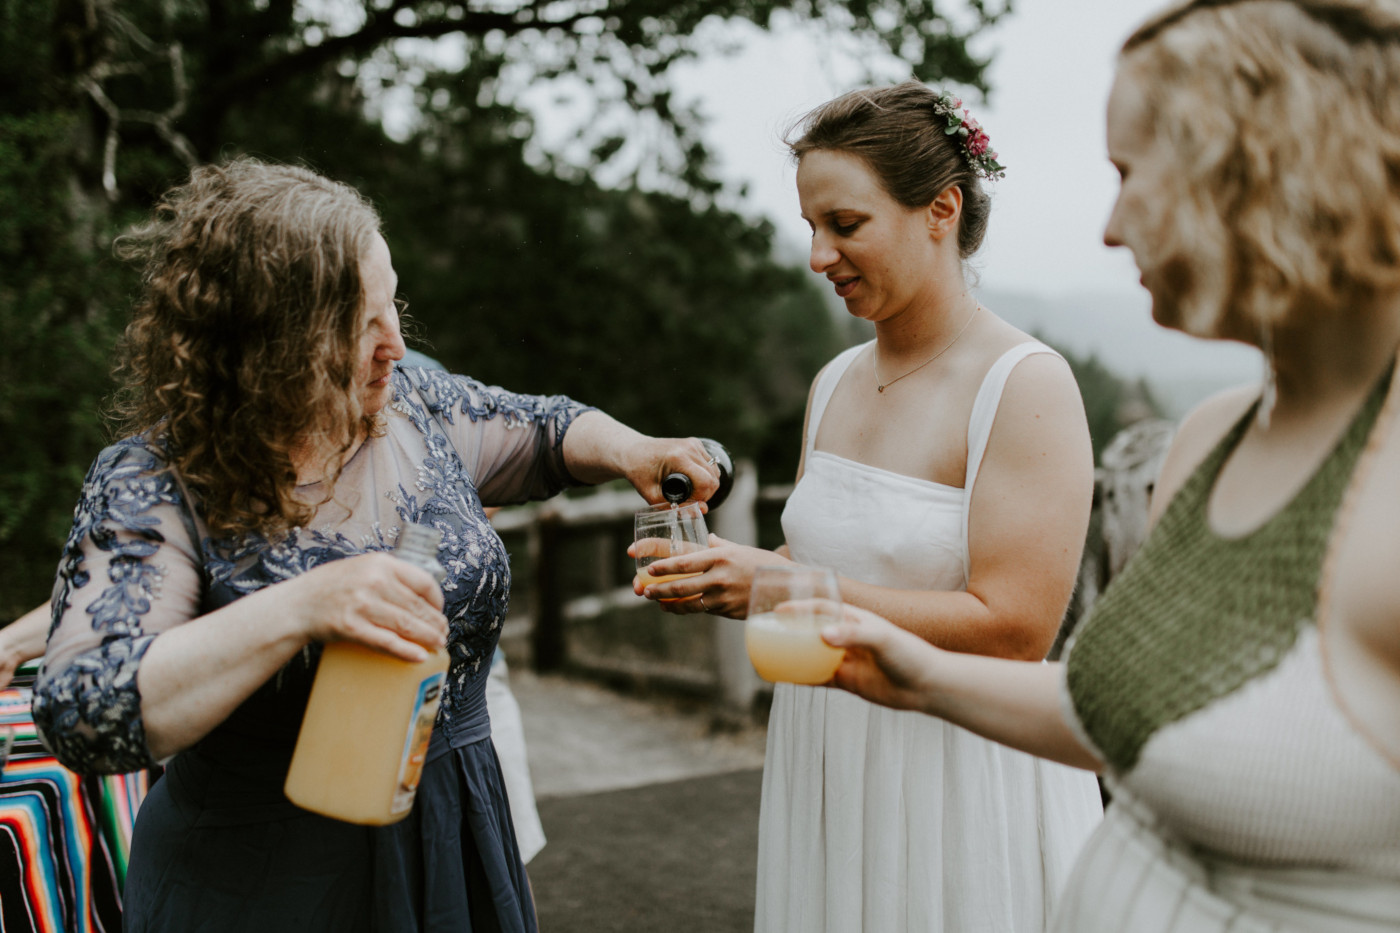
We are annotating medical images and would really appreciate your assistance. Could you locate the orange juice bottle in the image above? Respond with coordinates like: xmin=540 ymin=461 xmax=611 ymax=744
xmin=284 ymin=524 xmax=450 ymax=825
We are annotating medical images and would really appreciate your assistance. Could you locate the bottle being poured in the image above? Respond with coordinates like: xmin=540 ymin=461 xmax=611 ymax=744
xmin=659 ymin=438 xmax=735 ymax=510
xmin=632 ymin=439 xmax=732 ymax=596
xmin=661 ymin=438 xmax=732 ymax=583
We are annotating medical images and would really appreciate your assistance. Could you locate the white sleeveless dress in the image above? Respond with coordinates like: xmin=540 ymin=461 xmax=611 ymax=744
xmin=755 ymin=341 xmax=1104 ymax=933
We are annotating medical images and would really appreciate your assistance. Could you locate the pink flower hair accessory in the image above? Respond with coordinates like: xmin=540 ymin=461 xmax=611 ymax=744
xmin=931 ymin=92 xmax=1005 ymax=181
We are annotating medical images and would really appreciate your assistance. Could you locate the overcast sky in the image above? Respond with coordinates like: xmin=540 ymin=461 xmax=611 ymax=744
xmin=669 ymin=0 xmax=1168 ymax=298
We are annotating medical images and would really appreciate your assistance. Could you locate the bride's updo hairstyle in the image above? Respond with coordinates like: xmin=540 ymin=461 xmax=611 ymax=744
xmin=114 ymin=158 xmax=384 ymax=538
xmin=1120 ymin=0 xmax=1400 ymax=337
xmin=786 ymin=81 xmax=993 ymax=260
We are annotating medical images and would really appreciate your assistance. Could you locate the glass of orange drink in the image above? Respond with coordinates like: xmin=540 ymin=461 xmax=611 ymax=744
xmin=745 ymin=566 xmax=844 ymax=685
xmin=634 ymin=502 xmax=709 ymax=597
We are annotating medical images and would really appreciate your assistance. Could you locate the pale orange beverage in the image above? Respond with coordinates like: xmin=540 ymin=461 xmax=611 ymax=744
xmin=285 ymin=641 xmax=449 ymax=825
xmin=634 ymin=502 xmax=709 ymax=602
xmin=636 ymin=569 xmax=702 ymax=588
xmin=745 ymin=611 xmax=844 ymax=684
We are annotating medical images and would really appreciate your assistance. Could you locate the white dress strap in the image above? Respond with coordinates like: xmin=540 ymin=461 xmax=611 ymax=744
xmin=961 ymin=341 xmax=1062 ymax=578
xmin=804 ymin=341 xmax=872 ymax=460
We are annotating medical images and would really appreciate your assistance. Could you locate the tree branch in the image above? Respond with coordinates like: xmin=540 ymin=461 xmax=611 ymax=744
xmin=202 ymin=6 xmax=595 ymax=119
xmin=79 ymin=16 xmax=199 ymax=199
xmin=79 ymin=77 xmax=121 ymax=200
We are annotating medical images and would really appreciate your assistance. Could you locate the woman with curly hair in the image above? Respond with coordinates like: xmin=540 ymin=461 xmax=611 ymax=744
xmin=32 ymin=157 xmax=719 ymax=932
xmin=825 ymin=1 xmax=1400 ymax=930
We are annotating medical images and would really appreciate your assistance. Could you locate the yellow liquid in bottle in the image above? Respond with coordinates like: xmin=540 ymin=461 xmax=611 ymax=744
xmin=285 ymin=641 xmax=449 ymax=825
xmin=744 ymin=611 xmax=845 ymax=685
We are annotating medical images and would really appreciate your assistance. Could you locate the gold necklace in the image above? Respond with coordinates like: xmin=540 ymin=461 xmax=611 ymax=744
xmin=875 ymin=304 xmax=982 ymax=393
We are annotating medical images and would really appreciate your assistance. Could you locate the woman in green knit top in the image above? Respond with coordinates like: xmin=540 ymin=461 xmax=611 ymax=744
xmin=820 ymin=1 xmax=1400 ymax=930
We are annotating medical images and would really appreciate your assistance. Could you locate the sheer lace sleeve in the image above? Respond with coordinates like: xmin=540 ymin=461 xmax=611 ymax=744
xmin=397 ymin=368 xmax=595 ymax=506
xmin=33 ymin=437 xmax=203 ymax=774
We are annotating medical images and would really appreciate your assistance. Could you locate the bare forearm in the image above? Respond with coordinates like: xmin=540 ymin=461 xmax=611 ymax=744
xmin=0 ymin=605 xmax=52 ymax=673
xmin=138 ymin=587 xmax=309 ymax=759
xmin=561 ymin=412 xmax=717 ymax=504
xmin=837 ymin=578 xmax=1059 ymax=661
xmin=827 ymin=608 xmax=1101 ymax=770
xmin=921 ymin=655 xmax=1102 ymax=771
xmin=560 ymin=410 xmax=646 ymax=485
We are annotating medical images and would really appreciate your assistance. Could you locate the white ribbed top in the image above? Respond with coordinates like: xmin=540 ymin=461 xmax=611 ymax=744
xmin=1117 ymin=625 xmax=1400 ymax=877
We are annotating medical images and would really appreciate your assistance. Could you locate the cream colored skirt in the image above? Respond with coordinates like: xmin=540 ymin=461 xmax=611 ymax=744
xmin=1050 ymin=794 xmax=1400 ymax=932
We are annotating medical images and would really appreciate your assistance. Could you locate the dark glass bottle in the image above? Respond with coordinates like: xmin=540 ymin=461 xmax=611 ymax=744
xmin=660 ymin=438 xmax=735 ymax=510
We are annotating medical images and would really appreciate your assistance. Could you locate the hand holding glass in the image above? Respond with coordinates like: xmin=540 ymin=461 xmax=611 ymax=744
xmin=634 ymin=502 xmax=709 ymax=596
xmin=745 ymin=566 xmax=845 ymax=685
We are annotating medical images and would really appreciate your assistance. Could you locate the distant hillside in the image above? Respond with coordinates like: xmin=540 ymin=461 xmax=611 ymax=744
xmin=977 ymin=288 xmax=1261 ymax=419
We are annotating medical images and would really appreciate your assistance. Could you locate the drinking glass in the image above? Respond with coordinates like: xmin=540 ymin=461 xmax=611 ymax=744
xmin=633 ymin=502 xmax=710 ymax=593
xmin=745 ymin=566 xmax=845 ymax=685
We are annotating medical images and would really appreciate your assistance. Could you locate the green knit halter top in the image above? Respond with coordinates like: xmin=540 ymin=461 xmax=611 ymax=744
xmin=1066 ymin=364 xmax=1393 ymax=774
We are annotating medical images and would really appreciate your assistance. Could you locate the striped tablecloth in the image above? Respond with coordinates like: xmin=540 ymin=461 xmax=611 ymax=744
xmin=0 ymin=666 xmax=151 ymax=932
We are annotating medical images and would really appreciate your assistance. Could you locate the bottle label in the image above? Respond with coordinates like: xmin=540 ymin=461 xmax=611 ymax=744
xmin=391 ymin=671 xmax=445 ymax=815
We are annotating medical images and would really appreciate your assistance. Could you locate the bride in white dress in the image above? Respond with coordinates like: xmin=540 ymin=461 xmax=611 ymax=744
xmin=637 ymin=82 xmax=1103 ymax=932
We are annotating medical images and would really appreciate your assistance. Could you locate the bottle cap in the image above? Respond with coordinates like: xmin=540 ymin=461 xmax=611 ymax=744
xmin=394 ymin=523 xmax=447 ymax=585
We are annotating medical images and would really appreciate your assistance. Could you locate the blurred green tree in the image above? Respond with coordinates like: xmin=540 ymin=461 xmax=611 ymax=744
xmin=0 ymin=0 xmax=1011 ymax=616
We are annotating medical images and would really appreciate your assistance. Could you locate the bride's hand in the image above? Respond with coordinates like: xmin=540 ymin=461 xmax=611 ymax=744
xmin=629 ymin=535 xmax=795 ymax=618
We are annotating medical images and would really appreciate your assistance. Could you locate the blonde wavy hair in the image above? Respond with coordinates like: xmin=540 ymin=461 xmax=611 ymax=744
xmin=113 ymin=158 xmax=383 ymax=539
xmin=1121 ymin=0 xmax=1400 ymax=336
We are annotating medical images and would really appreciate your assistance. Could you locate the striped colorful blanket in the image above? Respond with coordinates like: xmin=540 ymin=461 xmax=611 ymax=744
xmin=0 ymin=666 xmax=151 ymax=933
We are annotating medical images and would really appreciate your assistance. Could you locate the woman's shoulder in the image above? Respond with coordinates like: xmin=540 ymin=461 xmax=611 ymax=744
xmin=816 ymin=339 xmax=874 ymax=377
xmin=389 ymin=366 xmax=578 ymax=431
xmin=973 ymin=310 xmax=1070 ymax=376
xmin=801 ymin=341 xmax=875 ymax=426
xmin=1147 ymin=384 xmax=1257 ymax=524
xmin=975 ymin=340 xmax=1091 ymax=467
xmin=393 ymin=363 xmax=466 ymax=393
xmin=1172 ymin=384 xmax=1258 ymax=447
xmin=390 ymin=366 xmax=484 ymax=422
xmin=83 ymin=432 xmax=176 ymax=487
xmin=973 ymin=322 xmax=1077 ymax=410
xmin=806 ymin=339 xmax=875 ymax=399
xmin=67 ymin=434 xmax=189 ymax=552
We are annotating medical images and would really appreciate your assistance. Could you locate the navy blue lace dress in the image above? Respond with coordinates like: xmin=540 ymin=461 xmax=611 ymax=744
xmin=32 ymin=367 xmax=593 ymax=932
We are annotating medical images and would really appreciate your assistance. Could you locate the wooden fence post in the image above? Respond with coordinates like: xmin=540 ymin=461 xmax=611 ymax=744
xmin=711 ymin=459 xmax=762 ymax=715
xmin=532 ymin=506 xmax=566 ymax=673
